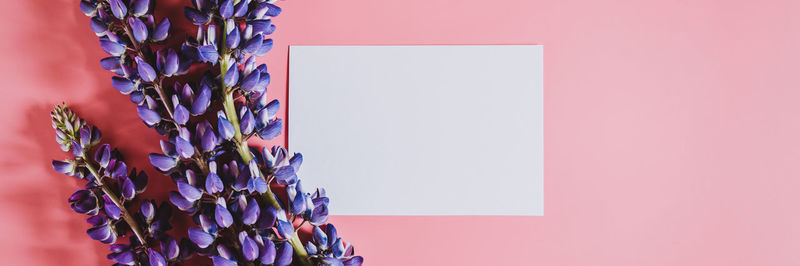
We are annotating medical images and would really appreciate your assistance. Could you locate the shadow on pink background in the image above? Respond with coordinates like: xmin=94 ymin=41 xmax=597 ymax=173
xmin=2 ymin=0 xmax=800 ymax=265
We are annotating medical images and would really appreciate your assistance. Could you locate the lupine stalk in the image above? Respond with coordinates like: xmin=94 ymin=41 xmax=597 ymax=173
xmin=76 ymin=0 xmax=364 ymax=265
xmin=51 ymin=105 xmax=191 ymax=265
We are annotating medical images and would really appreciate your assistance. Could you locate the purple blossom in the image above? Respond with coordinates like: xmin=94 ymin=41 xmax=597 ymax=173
xmin=50 ymin=105 xmax=186 ymax=264
xmin=72 ymin=0 xmax=365 ymax=264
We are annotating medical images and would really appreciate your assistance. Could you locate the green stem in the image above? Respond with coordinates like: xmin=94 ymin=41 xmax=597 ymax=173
xmin=218 ymin=21 xmax=311 ymax=266
xmin=83 ymin=158 xmax=148 ymax=245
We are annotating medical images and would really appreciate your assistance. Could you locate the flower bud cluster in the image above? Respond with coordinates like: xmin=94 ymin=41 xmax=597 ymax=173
xmin=51 ymin=105 xmax=191 ymax=265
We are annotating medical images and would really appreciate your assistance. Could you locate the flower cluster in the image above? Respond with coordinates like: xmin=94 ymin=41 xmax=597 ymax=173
xmin=51 ymin=105 xmax=191 ymax=265
xmin=73 ymin=0 xmax=363 ymax=265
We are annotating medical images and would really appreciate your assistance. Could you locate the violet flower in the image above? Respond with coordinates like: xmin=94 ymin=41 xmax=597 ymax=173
xmin=50 ymin=105 xmax=192 ymax=265
xmin=76 ymin=0 xmax=363 ymax=265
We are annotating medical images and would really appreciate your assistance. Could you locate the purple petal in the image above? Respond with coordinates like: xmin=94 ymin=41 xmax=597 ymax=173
xmin=212 ymin=256 xmax=237 ymax=266
xmin=108 ymin=0 xmax=127 ymax=19
xmin=184 ymin=7 xmax=210 ymax=25
xmin=200 ymin=126 xmax=218 ymax=152
xmin=121 ymin=177 xmax=136 ymax=200
xmin=79 ymin=1 xmax=97 ymax=16
xmin=226 ymin=28 xmax=240 ymax=49
xmin=240 ymin=71 xmax=259 ymax=91
xmin=250 ymin=20 xmax=272 ymax=35
xmin=343 ymin=256 xmax=364 ymax=266
xmin=141 ymin=200 xmax=155 ymax=222
xmin=109 ymin=250 xmax=135 ymax=265
xmin=218 ymin=116 xmax=235 ymax=140
xmin=291 ymin=192 xmax=306 ymax=215
xmin=100 ymin=57 xmax=121 ymax=71
xmin=273 ymin=165 xmax=296 ymax=185
xmin=260 ymin=239 xmax=276 ymax=264
xmin=214 ymin=200 xmax=234 ymax=228
xmin=223 ymin=63 xmax=239 ymax=87
xmin=332 ymin=238 xmax=345 ymax=257
xmin=256 ymin=71 xmax=271 ymax=90
xmin=152 ymin=18 xmax=170 ymax=41
xmin=102 ymin=195 xmax=122 ymax=220
xmin=175 ymin=136 xmax=195 ymax=158
xmin=169 ymin=191 xmax=195 ymax=211
xmin=263 ymin=3 xmax=282 ymax=17
xmin=131 ymin=0 xmax=150 ymax=16
xmin=70 ymin=140 xmax=83 ymax=157
xmin=256 ymin=206 xmax=277 ymax=229
xmin=233 ymin=0 xmax=250 ymax=17
xmin=148 ymin=249 xmax=166 ymax=266
xmin=188 ymin=227 xmax=214 ymax=248
xmin=240 ymin=232 xmax=259 ymax=261
xmin=110 ymin=160 xmax=127 ymax=179
xmin=111 ymin=76 xmax=136 ymax=94
xmin=149 ymin=153 xmax=176 ymax=172
xmin=161 ymin=236 xmax=180 ymax=260
xmin=256 ymin=109 xmax=270 ymax=130
xmin=289 ymin=153 xmax=303 ymax=172
xmin=94 ymin=144 xmax=111 ymax=168
xmin=322 ymin=258 xmax=345 ymax=266
xmin=243 ymin=34 xmax=263 ymax=54
xmin=198 ymin=44 xmax=219 ymax=64
xmin=326 ymin=224 xmax=339 ymax=247
xmin=255 ymin=39 xmax=274 ymax=56
xmin=87 ymin=224 xmax=113 ymax=242
xmin=177 ymin=181 xmax=202 ymax=202
xmin=137 ymin=107 xmax=162 ymax=126
xmin=252 ymin=176 xmax=268 ymax=194
xmin=174 ymin=104 xmax=190 ymax=125
xmin=305 ymin=242 xmax=318 ymax=255
xmin=191 ymin=85 xmax=211 ymax=115
xmin=160 ymin=139 xmax=176 ymax=157
xmin=90 ymin=17 xmax=107 ymax=34
xmin=135 ymin=56 xmax=157 ymax=82
xmin=130 ymin=91 xmax=145 ymax=104
xmin=276 ymin=220 xmax=294 ymax=240
xmin=86 ymin=215 xmax=107 ymax=227
xmin=128 ymin=17 xmax=148 ymax=43
xmin=259 ymin=118 xmax=282 ymax=140
xmin=198 ymin=214 xmax=218 ymax=234
xmin=205 ymin=172 xmax=224 ymax=194
xmin=242 ymin=198 xmax=260 ymax=225
xmin=100 ymin=40 xmax=125 ymax=56
xmin=312 ymin=226 xmax=328 ymax=249
xmin=219 ymin=0 xmax=234 ymax=18
xmin=310 ymin=203 xmax=329 ymax=225
xmin=164 ymin=49 xmax=179 ymax=76
xmin=240 ymin=108 xmax=255 ymax=135
xmin=52 ymin=160 xmax=75 ymax=174
xmin=275 ymin=242 xmax=293 ymax=266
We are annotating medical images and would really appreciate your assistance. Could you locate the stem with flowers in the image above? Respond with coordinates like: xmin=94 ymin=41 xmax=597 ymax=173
xmin=51 ymin=105 xmax=189 ymax=264
xmin=70 ymin=0 xmax=364 ymax=265
xmin=218 ymin=19 xmax=311 ymax=264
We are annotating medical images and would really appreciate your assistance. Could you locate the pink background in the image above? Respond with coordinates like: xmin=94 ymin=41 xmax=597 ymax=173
xmin=2 ymin=0 xmax=800 ymax=265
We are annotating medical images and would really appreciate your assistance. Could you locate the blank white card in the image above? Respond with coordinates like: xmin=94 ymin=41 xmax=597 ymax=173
xmin=288 ymin=45 xmax=543 ymax=215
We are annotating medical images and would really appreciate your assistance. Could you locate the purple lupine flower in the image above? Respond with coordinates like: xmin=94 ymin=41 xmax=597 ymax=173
xmin=131 ymin=0 xmax=150 ymax=17
xmin=188 ymin=227 xmax=214 ymax=248
xmin=51 ymin=105 xmax=186 ymax=264
xmin=152 ymin=18 xmax=170 ymax=41
xmin=74 ymin=0 xmax=366 ymax=264
xmin=128 ymin=17 xmax=149 ymax=43
xmin=107 ymin=0 xmax=127 ymax=19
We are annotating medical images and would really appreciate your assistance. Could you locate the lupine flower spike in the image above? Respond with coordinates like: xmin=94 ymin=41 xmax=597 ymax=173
xmin=76 ymin=0 xmax=363 ymax=265
xmin=51 ymin=105 xmax=192 ymax=265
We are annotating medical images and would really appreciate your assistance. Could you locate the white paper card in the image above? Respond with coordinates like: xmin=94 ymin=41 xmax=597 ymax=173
xmin=288 ymin=45 xmax=543 ymax=215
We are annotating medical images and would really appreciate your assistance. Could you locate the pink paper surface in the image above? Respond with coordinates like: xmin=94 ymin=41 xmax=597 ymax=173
xmin=2 ymin=0 xmax=800 ymax=265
